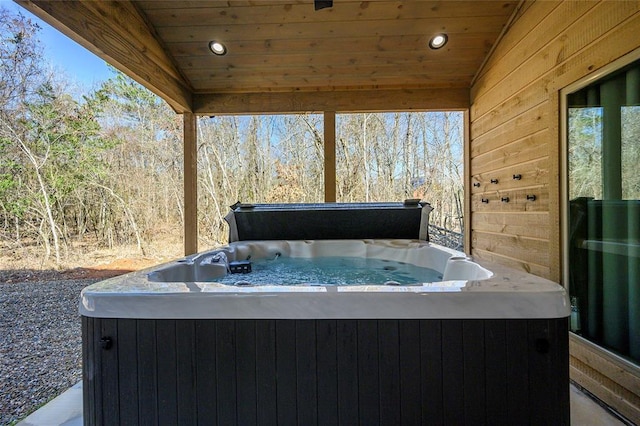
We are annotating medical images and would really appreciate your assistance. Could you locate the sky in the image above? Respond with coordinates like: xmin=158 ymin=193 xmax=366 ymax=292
xmin=3 ymin=0 xmax=113 ymax=89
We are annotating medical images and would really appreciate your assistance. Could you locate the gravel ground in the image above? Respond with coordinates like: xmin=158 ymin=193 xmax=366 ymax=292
xmin=0 ymin=278 xmax=98 ymax=425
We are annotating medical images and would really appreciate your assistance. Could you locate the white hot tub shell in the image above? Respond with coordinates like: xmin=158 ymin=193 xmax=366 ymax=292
xmin=80 ymin=239 xmax=570 ymax=425
xmin=80 ymin=239 xmax=567 ymax=320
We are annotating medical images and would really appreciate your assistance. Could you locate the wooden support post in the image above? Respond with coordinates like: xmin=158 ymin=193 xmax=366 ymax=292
xmin=324 ymin=111 xmax=337 ymax=202
xmin=463 ymin=109 xmax=471 ymax=255
xmin=183 ymin=113 xmax=198 ymax=255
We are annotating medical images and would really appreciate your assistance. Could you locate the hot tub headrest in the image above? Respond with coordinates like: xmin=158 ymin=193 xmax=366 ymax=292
xmin=224 ymin=200 xmax=433 ymax=242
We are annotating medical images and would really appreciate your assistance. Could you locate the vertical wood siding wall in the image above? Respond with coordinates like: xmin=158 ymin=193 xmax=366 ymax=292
xmin=471 ymin=0 xmax=640 ymax=281
xmin=470 ymin=1 xmax=640 ymax=422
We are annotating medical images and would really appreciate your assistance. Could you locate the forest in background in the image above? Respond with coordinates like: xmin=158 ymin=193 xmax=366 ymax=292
xmin=568 ymin=106 xmax=640 ymax=200
xmin=0 ymin=8 xmax=463 ymax=268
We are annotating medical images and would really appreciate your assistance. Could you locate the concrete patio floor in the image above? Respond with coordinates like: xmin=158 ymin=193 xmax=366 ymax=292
xmin=16 ymin=381 xmax=629 ymax=426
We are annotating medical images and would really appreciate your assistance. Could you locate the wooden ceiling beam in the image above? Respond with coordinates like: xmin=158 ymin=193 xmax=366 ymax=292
xmin=155 ymin=16 xmax=510 ymax=44
xmin=193 ymin=88 xmax=470 ymax=115
xmin=182 ymin=52 xmax=485 ymax=71
xmin=190 ymin=80 xmax=473 ymax=95
xmin=17 ymin=0 xmax=193 ymax=113
xmin=142 ymin=1 xmax=517 ymax=27
xmin=168 ymin=34 xmax=496 ymax=58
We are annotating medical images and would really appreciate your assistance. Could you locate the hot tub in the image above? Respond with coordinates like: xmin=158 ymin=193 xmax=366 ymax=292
xmin=80 ymin=239 xmax=570 ymax=425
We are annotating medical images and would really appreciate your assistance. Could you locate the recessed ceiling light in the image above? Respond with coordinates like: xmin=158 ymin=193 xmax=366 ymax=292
xmin=209 ymin=41 xmax=227 ymax=56
xmin=429 ymin=34 xmax=448 ymax=50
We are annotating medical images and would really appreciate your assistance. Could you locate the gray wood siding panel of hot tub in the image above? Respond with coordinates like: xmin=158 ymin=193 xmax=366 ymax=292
xmin=195 ymin=320 xmax=216 ymax=424
xmin=137 ymin=319 xmax=157 ymax=426
xmin=336 ymin=319 xmax=358 ymax=425
xmin=316 ymin=320 xmax=338 ymax=424
xmin=82 ymin=317 xmax=570 ymax=425
xmin=484 ymin=319 xmax=508 ymax=425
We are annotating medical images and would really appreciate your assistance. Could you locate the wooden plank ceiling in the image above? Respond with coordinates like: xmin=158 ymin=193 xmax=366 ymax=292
xmin=18 ymin=0 xmax=519 ymax=114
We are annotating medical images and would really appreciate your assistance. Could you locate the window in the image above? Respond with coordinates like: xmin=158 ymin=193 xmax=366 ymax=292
xmin=565 ymin=58 xmax=640 ymax=365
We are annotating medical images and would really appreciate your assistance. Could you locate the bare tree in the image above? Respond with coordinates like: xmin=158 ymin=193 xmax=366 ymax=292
xmin=1 ymin=10 xmax=465 ymax=262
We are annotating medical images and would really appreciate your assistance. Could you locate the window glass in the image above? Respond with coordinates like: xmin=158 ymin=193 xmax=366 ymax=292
xmin=567 ymin=59 xmax=640 ymax=365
